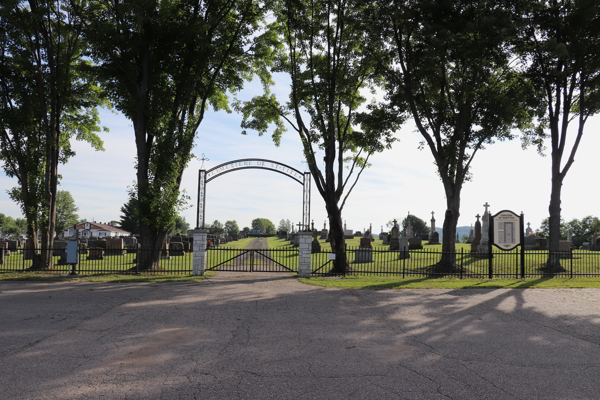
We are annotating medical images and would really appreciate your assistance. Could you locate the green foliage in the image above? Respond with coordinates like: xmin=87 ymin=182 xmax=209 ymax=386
xmin=242 ymin=227 xmax=250 ymax=234
xmin=170 ymin=216 xmax=190 ymax=235
xmin=0 ymin=0 xmax=105 ymax=247
xmin=565 ymin=216 xmax=600 ymax=247
xmin=1 ymin=215 xmax=27 ymax=236
xmin=119 ymin=197 xmax=139 ymax=235
xmin=55 ymin=191 xmax=80 ymax=235
xmin=277 ymin=219 xmax=292 ymax=232
xmin=208 ymin=220 xmax=224 ymax=235
xmin=251 ymin=218 xmax=276 ymax=235
xmin=365 ymin=0 xmax=537 ymax=258
xmin=224 ymin=220 xmax=240 ymax=236
xmin=81 ymin=0 xmax=275 ymax=242
xmin=401 ymin=215 xmax=430 ymax=237
xmin=537 ymin=217 xmax=566 ymax=239
xmin=236 ymin=0 xmax=403 ymax=215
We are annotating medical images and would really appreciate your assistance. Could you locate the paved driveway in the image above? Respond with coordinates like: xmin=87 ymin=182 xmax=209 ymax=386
xmin=1 ymin=273 xmax=599 ymax=399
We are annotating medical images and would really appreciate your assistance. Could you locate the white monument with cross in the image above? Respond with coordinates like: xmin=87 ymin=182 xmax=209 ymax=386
xmin=478 ymin=202 xmax=491 ymax=254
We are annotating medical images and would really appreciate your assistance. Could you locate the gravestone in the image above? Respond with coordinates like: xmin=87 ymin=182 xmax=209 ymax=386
xmin=428 ymin=212 xmax=440 ymax=243
xmin=24 ymin=237 xmax=35 ymax=260
xmin=344 ymin=229 xmax=354 ymax=239
xmin=53 ymin=240 xmax=67 ymax=256
xmin=79 ymin=243 xmax=88 ymax=255
xmin=582 ymin=242 xmax=590 ymax=250
xmin=523 ymin=235 xmax=537 ymax=250
xmin=161 ymin=241 xmax=171 ymax=260
xmin=170 ymin=235 xmax=182 ymax=243
xmin=355 ymin=237 xmax=373 ymax=263
xmin=467 ymin=225 xmax=474 ymax=244
xmin=525 ymin=222 xmax=533 ymax=237
xmin=105 ymin=238 xmax=125 ymax=256
xmin=89 ymin=240 xmax=107 ymax=249
xmin=471 ymin=214 xmax=482 ymax=254
xmin=7 ymin=240 xmax=18 ymax=251
xmin=559 ymin=240 xmax=572 ymax=259
xmin=0 ymin=246 xmax=4 ymax=265
xmin=0 ymin=242 xmax=10 ymax=257
xmin=408 ymin=237 xmax=423 ymax=250
xmin=535 ymin=237 xmax=549 ymax=249
xmin=293 ymin=234 xmax=300 ymax=247
xmin=406 ymin=220 xmax=414 ymax=238
xmin=380 ymin=232 xmax=389 ymax=245
xmin=88 ymin=248 xmax=104 ymax=260
xmin=311 ymin=236 xmax=321 ymax=254
xmin=320 ymin=230 xmax=328 ymax=240
xmin=126 ymin=242 xmax=138 ymax=254
xmin=289 ymin=233 xmax=297 ymax=245
xmin=567 ymin=228 xmax=573 ymax=242
xmin=389 ymin=219 xmax=408 ymax=257
xmin=169 ymin=242 xmax=185 ymax=256
xmin=478 ymin=203 xmax=490 ymax=256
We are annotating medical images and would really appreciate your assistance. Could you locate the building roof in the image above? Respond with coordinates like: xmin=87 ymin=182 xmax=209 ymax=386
xmin=74 ymin=222 xmax=131 ymax=235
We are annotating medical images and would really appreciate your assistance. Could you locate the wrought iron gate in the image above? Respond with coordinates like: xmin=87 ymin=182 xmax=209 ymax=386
xmin=206 ymin=247 xmax=299 ymax=273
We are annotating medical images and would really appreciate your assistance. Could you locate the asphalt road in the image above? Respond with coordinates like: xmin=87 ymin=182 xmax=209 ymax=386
xmin=1 ymin=273 xmax=599 ymax=399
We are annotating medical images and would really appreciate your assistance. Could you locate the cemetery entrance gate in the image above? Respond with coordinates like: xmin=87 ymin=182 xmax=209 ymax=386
xmin=197 ymin=159 xmax=309 ymax=273
xmin=196 ymin=158 xmax=311 ymax=231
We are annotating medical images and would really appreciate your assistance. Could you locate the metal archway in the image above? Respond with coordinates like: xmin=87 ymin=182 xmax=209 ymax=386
xmin=196 ymin=158 xmax=311 ymax=231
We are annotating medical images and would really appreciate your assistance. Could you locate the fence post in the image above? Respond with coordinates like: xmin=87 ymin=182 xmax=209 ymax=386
xmin=298 ymin=232 xmax=313 ymax=277
xmin=192 ymin=228 xmax=208 ymax=276
xmin=570 ymin=252 xmax=573 ymax=279
xmin=460 ymin=248 xmax=463 ymax=279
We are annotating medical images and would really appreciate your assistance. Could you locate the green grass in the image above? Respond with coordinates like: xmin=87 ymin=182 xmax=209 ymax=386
xmin=297 ymin=275 xmax=600 ymax=289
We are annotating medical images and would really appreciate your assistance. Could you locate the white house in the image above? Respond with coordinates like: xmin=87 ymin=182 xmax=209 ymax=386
xmin=64 ymin=222 xmax=131 ymax=238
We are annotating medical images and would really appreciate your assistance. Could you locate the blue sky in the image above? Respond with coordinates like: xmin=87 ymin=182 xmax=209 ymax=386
xmin=1 ymin=73 xmax=599 ymax=233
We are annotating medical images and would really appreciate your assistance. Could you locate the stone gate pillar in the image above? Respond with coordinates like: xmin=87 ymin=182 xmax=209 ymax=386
xmin=192 ymin=228 xmax=208 ymax=276
xmin=298 ymin=232 xmax=313 ymax=277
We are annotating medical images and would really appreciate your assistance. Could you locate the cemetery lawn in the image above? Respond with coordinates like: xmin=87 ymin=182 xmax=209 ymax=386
xmin=297 ymin=276 xmax=600 ymax=289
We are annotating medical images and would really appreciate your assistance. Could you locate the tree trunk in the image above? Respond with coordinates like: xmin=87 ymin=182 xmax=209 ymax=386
xmin=136 ymin=222 xmax=168 ymax=271
xmin=325 ymin=199 xmax=346 ymax=274
xmin=546 ymin=174 xmax=565 ymax=272
xmin=436 ymin=193 xmax=461 ymax=273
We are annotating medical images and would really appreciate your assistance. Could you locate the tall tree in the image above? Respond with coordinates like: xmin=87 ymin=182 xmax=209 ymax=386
xmin=208 ymin=220 xmax=224 ymax=235
xmin=401 ymin=214 xmax=430 ymax=238
xmin=169 ymin=216 xmax=190 ymax=235
xmin=119 ymin=197 xmax=139 ymax=235
xmin=368 ymin=0 xmax=536 ymax=272
xmin=277 ymin=218 xmax=292 ymax=232
xmin=55 ymin=191 xmax=79 ymax=235
xmin=80 ymin=0 xmax=276 ymax=270
xmin=251 ymin=217 xmax=275 ymax=234
xmin=237 ymin=0 xmax=402 ymax=272
xmin=517 ymin=0 xmax=600 ymax=271
xmin=0 ymin=0 xmax=104 ymax=267
xmin=224 ymin=220 xmax=240 ymax=236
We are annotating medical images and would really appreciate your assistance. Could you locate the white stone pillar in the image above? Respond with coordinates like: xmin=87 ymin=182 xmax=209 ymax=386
xmin=192 ymin=228 xmax=208 ymax=276
xmin=298 ymin=232 xmax=313 ymax=277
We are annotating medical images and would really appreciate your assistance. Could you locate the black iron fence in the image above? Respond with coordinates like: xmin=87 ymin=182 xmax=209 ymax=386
xmin=0 ymin=247 xmax=192 ymax=275
xmin=2 ymin=245 xmax=600 ymax=278
xmin=311 ymin=246 xmax=600 ymax=278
